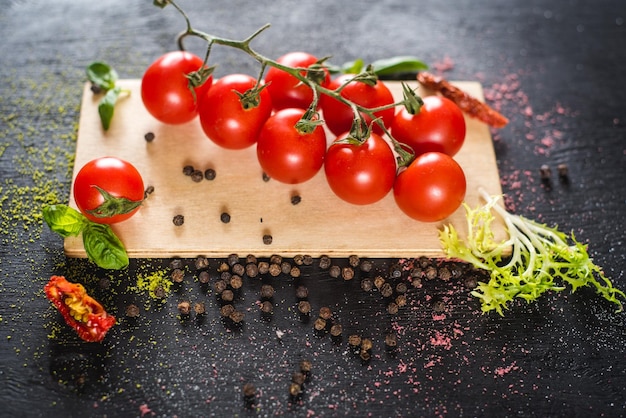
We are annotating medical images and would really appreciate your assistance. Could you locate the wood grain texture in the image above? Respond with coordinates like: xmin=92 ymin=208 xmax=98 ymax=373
xmin=65 ymin=80 xmax=505 ymax=258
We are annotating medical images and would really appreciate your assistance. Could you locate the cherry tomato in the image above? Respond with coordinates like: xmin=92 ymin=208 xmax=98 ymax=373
xmin=256 ymin=108 xmax=327 ymax=184
xmin=141 ymin=51 xmax=213 ymax=125
xmin=264 ymin=52 xmax=330 ymax=111
xmin=73 ymin=157 xmax=144 ymax=224
xmin=324 ymin=132 xmax=397 ymax=205
xmin=320 ymin=74 xmax=395 ymax=137
xmin=391 ymin=95 xmax=466 ymax=157
xmin=198 ymin=74 xmax=273 ymax=150
xmin=393 ymin=152 xmax=466 ymax=222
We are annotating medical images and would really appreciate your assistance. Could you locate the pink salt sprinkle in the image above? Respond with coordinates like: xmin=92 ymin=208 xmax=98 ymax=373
xmin=495 ymin=362 xmax=519 ymax=377
xmin=139 ymin=404 xmax=154 ymax=417
xmin=429 ymin=331 xmax=452 ymax=350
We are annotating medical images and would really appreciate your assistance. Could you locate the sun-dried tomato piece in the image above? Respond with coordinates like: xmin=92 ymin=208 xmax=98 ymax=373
xmin=44 ymin=275 xmax=116 ymax=342
xmin=417 ymin=72 xmax=509 ymax=128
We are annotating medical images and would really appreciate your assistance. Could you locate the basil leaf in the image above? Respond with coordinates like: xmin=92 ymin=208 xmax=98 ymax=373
xmin=86 ymin=61 xmax=118 ymax=91
xmin=42 ymin=204 xmax=87 ymax=238
xmin=98 ymin=86 xmax=121 ymax=131
xmin=82 ymin=222 xmax=129 ymax=270
xmin=370 ymin=56 xmax=428 ymax=76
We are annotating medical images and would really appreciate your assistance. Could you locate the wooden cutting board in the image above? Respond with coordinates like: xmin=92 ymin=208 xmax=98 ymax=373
xmin=65 ymin=79 xmax=506 ymax=259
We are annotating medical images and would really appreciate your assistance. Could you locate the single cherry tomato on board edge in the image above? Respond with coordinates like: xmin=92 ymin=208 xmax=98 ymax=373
xmin=141 ymin=51 xmax=213 ymax=125
xmin=393 ymin=152 xmax=466 ymax=223
xmin=199 ymin=74 xmax=273 ymax=150
xmin=320 ymin=73 xmax=396 ymax=137
xmin=324 ymin=132 xmax=397 ymax=205
xmin=73 ymin=156 xmax=145 ymax=224
xmin=256 ymin=108 xmax=327 ymax=184
xmin=391 ymin=95 xmax=466 ymax=157
xmin=264 ymin=51 xmax=330 ymax=111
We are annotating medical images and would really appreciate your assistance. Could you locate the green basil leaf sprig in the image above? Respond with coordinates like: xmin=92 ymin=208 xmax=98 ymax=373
xmin=86 ymin=61 xmax=127 ymax=131
xmin=327 ymin=56 xmax=428 ymax=76
xmin=43 ymin=204 xmax=129 ymax=270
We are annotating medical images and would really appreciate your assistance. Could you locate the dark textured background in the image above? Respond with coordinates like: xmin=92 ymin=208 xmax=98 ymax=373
xmin=1 ymin=1 xmax=625 ymax=417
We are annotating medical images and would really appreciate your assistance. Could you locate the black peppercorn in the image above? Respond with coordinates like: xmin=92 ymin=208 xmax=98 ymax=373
xmin=328 ymin=265 xmax=341 ymax=278
xmin=290 ymin=194 xmax=302 ymax=205
xmin=262 ymin=234 xmax=273 ymax=245
xmin=295 ymin=285 xmax=309 ymax=300
xmin=204 ymin=168 xmax=216 ymax=181
xmin=297 ymin=300 xmax=311 ymax=315
xmin=319 ymin=255 xmax=331 ymax=270
xmin=172 ymin=214 xmax=184 ymax=226
xmin=220 ymin=212 xmax=231 ymax=223
xmin=125 ymin=304 xmax=140 ymax=318
xmin=191 ymin=169 xmax=204 ymax=182
xmin=171 ymin=268 xmax=184 ymax=283
xmin=144 ymin=132 xmax=155 ymax=142
xmin=341 ymin=266 xmax=355 ymax=281
xmin=183 ymin=165 xmax=195 ymax=176
xmin=260 ymin=284 xmax=275 ymax=300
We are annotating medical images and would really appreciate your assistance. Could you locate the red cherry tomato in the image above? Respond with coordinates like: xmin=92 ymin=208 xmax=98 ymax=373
xmin=264 ymin=52 xmax=330 ymax=111
xmin=391 ymin=95 xmax=466 ymax=157
xmin=73 ymin=157 xmax=144 ymax=224
xmin=141 ymin=51 xmax=213 ymax=125
xmin=198 ymin=74 xmax=273 ymax=150
xmin=320 ymin=74 xmax=395 ymax=137
xmin=256 ymin=108 xmax=327 ymax=184
xmin=324 ymin=132 xmax=397 ymax=205
xmin=393 ymin=152 xmax=466 ymax=222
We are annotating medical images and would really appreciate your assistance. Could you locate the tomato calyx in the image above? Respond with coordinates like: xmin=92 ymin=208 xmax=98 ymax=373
xmin=86 ymin=185 xmax=144 ymax=220
xmin=185 ymin=65 xmax=216 ymax=101
xmin=401 ymin=82 xmax=424 ymax=115
xmin=44 ymin=275 xmax=116 ymax=343
xmin=295 ymin=108 xmax=325 ymax=135
xmin=235 ymin=83 xmax=271 ymax=110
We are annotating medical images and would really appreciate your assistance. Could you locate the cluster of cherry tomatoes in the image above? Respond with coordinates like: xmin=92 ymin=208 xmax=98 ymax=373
xmin=140 ymin=50 xmax=467 ymax=223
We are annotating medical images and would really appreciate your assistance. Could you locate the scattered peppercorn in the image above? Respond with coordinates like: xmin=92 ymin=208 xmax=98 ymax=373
xmin=195 ymin=256 xmax=209 ymax=270
xmin=313 ymin=317 xmax=327 ymax=332
xmin=348 ymin=254 xmax=360 ymax=268
xmin=280 ymin=261 xmax=292 ymax=275
xmin=220 ymin=304 xmax=235 ymax=317
xmin=198 ymin=270 xmax=210 ymax=284
xmin=229 ymin=310 xmax=245 ymax=324
xmin=191 ymin=169 xmax=204 ymax=182
xmin=293 ymin=254 xmax=304 ymax=265
xmin=348 ymin=334 xmax=362 ymax=350
xmin=319 ymin=306 xmax=332 ymax=320
xmin=425 ymin=265 xmax=438 ymax=280
xmin=341 ymin=266 xmax=355 ymax=281
xmin=125 ymin=304 xmax=140 ymax=318
xmin=260 ymin=300 xmax=273 ymax=314
xmin=432 ymin=298 xmax=446 ymax=312
xmin=213 ymin=279 xmax=227 ymax=295
xmin=260 ymin=284 xmax=275 ymax=300
xmin=318 ymin=255 xmax=331 ymax=270
xmin=389 ymin=264 xmax=403 ymax=279
xmin=330 ymin=323 xmax=342 ymax=338
xmin=194 ymin=302 xmax=206 ymax=316
xmin=328 ymin=265 xmax=341 ymax=279
xmin=292 ymin=372 xmax=306 ymax=386
xmin=295 ymin=285 xmax=309 ymax=300
xmin=359 ymin=259 xmax=373 ymax=273
xmin=170 ymin=258 xmax=183 ymax=270
xmin=289 ymin=266 xmax=301 ymax=278
xmin=172 ymin=214 xmax=184 ymax=226
xmin=290 ymin=194 xmax=302 ymax=205
xmin=230 ymin=274 xmax=243 ymax=290
xmin=220 ymin=212 xmax=231 ymax=223
xmin=183 ymin=165 xmax=195 ymax=176
xmin=395 ymin=294 xmax=407 ymax=308
xmin=257 ymin=261 xmax=270 ymax=275
xmin=300 ymin=359 xmax=312 ymax=376
xmin=361 ymin=277 xmax=374 ymax=292
xmin=204 ymin=168 xmax=216 ymax=181
xmin=262 ymin=234 xmax=273 ymax=245
xmin=268 ymin=263 xmax=282 ymax=277
xmin=221 ymin=289 xmax=234 ymax=303
xmin=380 ymin=282 xmax=394 ymax=298
xmin=262 ymin=172 xmax=271 ymax=182
xmin=395 ymin=282 xmax=408 ymax=294
xmin=439 ymin=266 xmax=452 ymax=281
xmin=384 ymin=333 xmax=398 ymax=350
xmin=178 ymin=300 xmax=191 ymax=316
xmin=144 ymin=132 xmax=155 ymax=142
xmin=171 ymin=268 xmax=185 ymax=283
xmin=243 ymin=383 xmax=256 ymax=408
xmin=374 ymin=275 xmax=386 ymax=290
xmin=245 ymin=263 xmax=259 ymax=278
xmin=387 ymin=301 xmax=399 ymax=315
xmin=297 ymin=300 xmax=311 ymax=316
xmin=289 ymin=382 xmax=302 ymax=398
xmin=231 ymin=262 xmax=245 ymax=276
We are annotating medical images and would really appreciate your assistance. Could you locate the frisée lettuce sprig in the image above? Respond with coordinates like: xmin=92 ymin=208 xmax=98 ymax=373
xmin=439 ymin=188 xmax=625 ymax=316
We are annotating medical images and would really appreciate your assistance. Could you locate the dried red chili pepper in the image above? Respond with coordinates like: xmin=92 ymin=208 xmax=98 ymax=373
xmin=44 ymin=275 xmax=116 ymax=342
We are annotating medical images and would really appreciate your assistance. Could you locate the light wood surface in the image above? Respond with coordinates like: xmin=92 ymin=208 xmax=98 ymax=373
xmin=65 ymin=79 xmax=506 ymax=259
